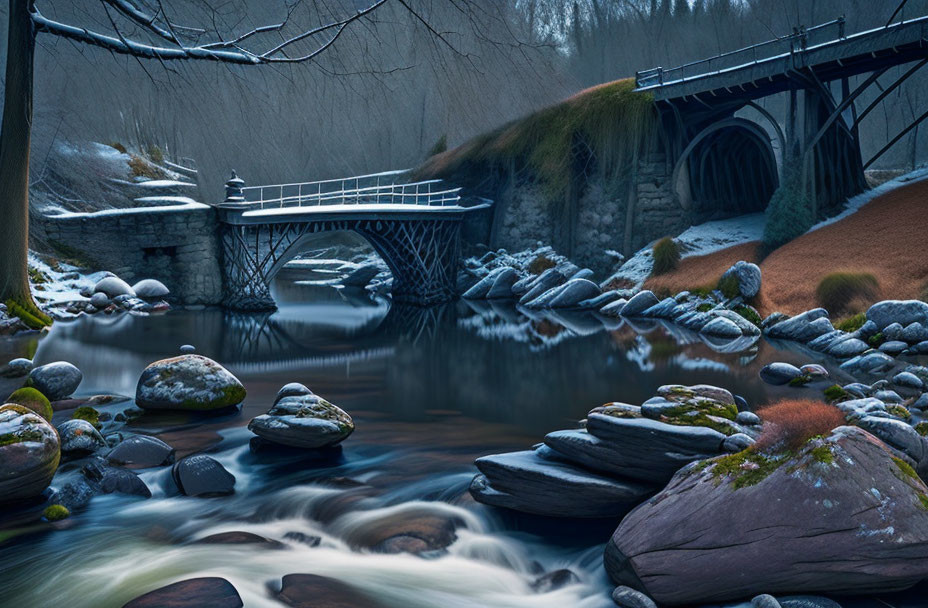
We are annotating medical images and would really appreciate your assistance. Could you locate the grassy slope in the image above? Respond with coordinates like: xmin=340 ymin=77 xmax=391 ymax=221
xmin=644 ymin=178 xmax=928 ymax=316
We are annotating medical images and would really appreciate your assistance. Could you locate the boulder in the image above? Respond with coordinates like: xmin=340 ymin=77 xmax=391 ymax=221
xmin=0 ymin=404 xmax=60 ymax=505
xmin=486 ymin=267 xmax=519 ymax=299
xmin=517 ymin=268 xmax=566 ymax=304
xmin=470 ymin=449 xmax=653 ymax=518
xmin=827 ymin=338 xmax=869 ymax=358
xmin=880 ymin=340 xmax=908 ymax=355
xmin=840 ymin=352 xmax=895 ymax=375
xmin=612 ymin=586 xmax=658 ymax=608
xmin=27 ymin=361 xmax=83 ymax=401
xmin=894 ymin=372 xmax=924 ymax=390
xmin=464 ymin=266 xmax=510 ymax=299
xmin=172 ymin=454 xmax=235 ymax=497
xmin=82 ymin=458 xmax=151 ymax=498
xmin=548 ymin=278 xmax=601 ymax=308
xmin=131 ymin=279 xmax=170 ymax=299
xmin=765 ymin=309 xmax=832 ymax=342
xmin=94 ymin=276 xmax=135 ymax=298
xmin=855 ymin=416 xmax=927 ymax=470
xmin=599 ymin=298 xmax=627 ymax=317
xmin=578 ymin=290 xmax=621 ymax=310
xmin=883 ymin=322 xmax=905 ymax=341
xmin=89 ymin=292 xmax=110 ymax=309
xmin=195 ymin=531 xmax=284 ymax=548
xmin=135 ymin=355 xmax=245 ymax=411
xmin=621 ymin=291 xmax=660 ymax=317
xmin=248 ymin=393 xmax=354 ymax=449
xmin=6 ymin=387 xmax=52 ymax=421
xmin=122 ymin=577 xmax=243 ymax=608
xmin=720 ymin=261 xmax=762 ymax=298
xmin=0 ymin=357 xmax=32 ymax=378
xmin=522 ymin=283 xmax=570 ymax=309
xmin=605 ymin=426 xmax=928 ymax=605
xmin=276 ymin=382 xmax=313 ymax=402
xmin=107 ymin=435 xmax=175 ymax=468
xmin=867 ymin=300 xmax=928 ymax=331
xmin=700 ymin=317 xmax=743 ymax=339
xmin=902 ymin=322 xmax=928 ymax=344
xmin=759 ymin=362 xmax=803 ymax=386
xmin=57 ymin=419 xmax=106 ymax=456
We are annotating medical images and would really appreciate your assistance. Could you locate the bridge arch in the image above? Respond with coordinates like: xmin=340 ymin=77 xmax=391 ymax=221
xmin=672 ymin=117 xmax=779 ymax=221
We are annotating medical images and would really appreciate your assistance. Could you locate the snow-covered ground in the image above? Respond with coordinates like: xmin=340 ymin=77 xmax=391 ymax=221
xmin=29 ymin=253 xmax=110 ymax=306
xmin=605 ymin=165 xmax=928 ymax=288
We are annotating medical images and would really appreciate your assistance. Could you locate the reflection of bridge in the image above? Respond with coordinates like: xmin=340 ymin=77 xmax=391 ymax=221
xmin=218 ymin=172 xmax=488 ymax=311
xmin=635 ymin=15 xmax=928 ymax=217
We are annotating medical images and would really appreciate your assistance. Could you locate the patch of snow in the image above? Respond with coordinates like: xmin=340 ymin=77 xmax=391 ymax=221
xmin=29 ymin=253 xmax=108 ymax=306
xmin=241 ymin=202 xmax=485 ymax=217
xmin=134 ymin=195 xmax=200 ymax=205
xmin=47 ymin=201 xmax=209 ymax=219
xmin=132 ymin=179 xmax=198 ymax=189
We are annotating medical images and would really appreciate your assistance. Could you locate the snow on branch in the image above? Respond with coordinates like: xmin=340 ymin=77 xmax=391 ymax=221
xmin=31 ymin=0 xmax=391 ymax=65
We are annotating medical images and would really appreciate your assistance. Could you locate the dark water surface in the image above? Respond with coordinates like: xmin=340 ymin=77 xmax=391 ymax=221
xmin=0 ymin=273 xmax=822 ymax=608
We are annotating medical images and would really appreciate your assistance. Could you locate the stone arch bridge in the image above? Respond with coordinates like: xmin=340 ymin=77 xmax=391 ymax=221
xmin=39 ymin=172 xmax=489 ymax=311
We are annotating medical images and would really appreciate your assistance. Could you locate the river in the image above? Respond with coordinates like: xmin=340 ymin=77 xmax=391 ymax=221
xmin=0 ymin=268 xmax=819 ymax=607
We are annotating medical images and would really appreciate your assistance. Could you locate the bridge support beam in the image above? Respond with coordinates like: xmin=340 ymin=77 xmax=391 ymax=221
xmin=219 ymin=216 xmax=463 ymax=311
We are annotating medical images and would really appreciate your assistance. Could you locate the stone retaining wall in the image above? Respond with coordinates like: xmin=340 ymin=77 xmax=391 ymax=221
xmin=38 ymin=204 xmax=223 ymax=305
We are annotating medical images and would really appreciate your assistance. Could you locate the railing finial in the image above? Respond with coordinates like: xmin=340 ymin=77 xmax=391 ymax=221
xmin=225 ymin=171 xmax=246 ymax=202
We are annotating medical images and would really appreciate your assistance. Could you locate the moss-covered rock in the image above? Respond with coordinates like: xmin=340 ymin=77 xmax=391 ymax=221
xmin=248 ymin=391 xmax=354 ymax=449
xmin=42 ymin=504 xmax=70 ymax=521
xmin=72 ymin=405 xmax=101 ymax=428
xmin=0 ymin=404 xmax=60 ymax=505
xmin=6 ymin=387 xmax=52 ymax=421
xmin=135 ymin=355 xmax=245 ymax=411
xmin=606 ymin=426 xmax=928 ymax=605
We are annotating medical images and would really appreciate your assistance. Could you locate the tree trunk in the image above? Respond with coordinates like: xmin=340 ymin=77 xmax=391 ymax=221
xmin=0 ymin=0 xmax=48 ymax=327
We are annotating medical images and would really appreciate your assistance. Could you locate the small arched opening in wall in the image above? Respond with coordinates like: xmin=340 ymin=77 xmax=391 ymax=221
xmin=673 ymin=117 xmax=780 ymax=223
xmin=265 ymin=230 xmax=393 ymax=312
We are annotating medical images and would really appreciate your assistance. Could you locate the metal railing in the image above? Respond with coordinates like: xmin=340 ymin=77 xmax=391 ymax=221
xmin=228 ymin=171 xmax=462 ymax=211
xmin=635 ymin=16 xmax=847 ymax=88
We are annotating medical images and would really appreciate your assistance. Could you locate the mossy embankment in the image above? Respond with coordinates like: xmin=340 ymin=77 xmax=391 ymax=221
xmin=417 ymin=78 xmax=657 ymax=208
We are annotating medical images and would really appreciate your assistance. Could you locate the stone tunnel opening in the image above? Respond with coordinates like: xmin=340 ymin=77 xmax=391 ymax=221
xmin=685 ymin=124 xmax=779 ymax=222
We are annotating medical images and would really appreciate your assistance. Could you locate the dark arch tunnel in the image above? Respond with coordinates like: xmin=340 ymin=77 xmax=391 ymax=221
xmin=677 ymin=121 xmax=780 ymax=222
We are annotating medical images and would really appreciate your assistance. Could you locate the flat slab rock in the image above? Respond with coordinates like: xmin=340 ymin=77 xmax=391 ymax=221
xmin=470 ymin=449 xmax=653 ymax=518
xmin=606 ymin=426 xmax=928 ymax=605
xmin=122 ymin=577 xmax=243 ymax=608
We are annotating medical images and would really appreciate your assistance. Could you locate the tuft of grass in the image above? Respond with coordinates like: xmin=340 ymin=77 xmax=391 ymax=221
xmin=835 ymin=312 xmax=867 ymax=333
xmin=868 ymin=332 xmax=885 ymax=347
xmin=426 ymin=135 xmax=448 ymax=158
xmin=107 ymin=142 xmax=127 ymax=154
xmin=527 ymin=254 xmax=556 ymax=275
xmin=146 ymin=144 xmax=164 ymax=164
xmin=734 ymin=305 xmax=762 ymax=326
xmin=823 ymin=384 xmax=849 ymax=402
xmin=717 ymin=273 xmax=740 ymax=300
xmin=128 ymin=155 xmax=162 ymax=179
xmin=651 ymin=237 xmax=680 ymax=276
xmin=755 ymin=400 xmax=846 ymax=453
xmin=788 ymin=375 xmax=812 ymax=387
xmin=816 ymin=273 xmax=880 ymax=317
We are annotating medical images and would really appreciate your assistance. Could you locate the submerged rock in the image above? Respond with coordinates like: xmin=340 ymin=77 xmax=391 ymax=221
xmin=605 ymin=426 xmax=928 ymax=605
xmin=248 ymin=392 xmax=354 ymax=449
xmin=135 ymin=355 xmax=245 ymax=411
xmin=759 ymin=362 xmax=803 ymax=386
xmin=123 ymin=577 xmax=243 ymax=608
xmin=172 ymin=455 xmax=235 ymax=497
xmin=275 ymin=574 xmax=376 ymax=608
xmin=27 ymin=361 xmax=82 ymax=401
xmin=0 ymin=404 xmax=60 ymax=505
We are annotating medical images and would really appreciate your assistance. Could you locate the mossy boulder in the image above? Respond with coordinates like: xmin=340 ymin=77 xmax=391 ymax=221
xmin=0 ymin=404 xmax=60 ymax=505
xmin=135 ymin=355 xmax=245 ymax=411
xmin=606 ymin=426 xmax=928 ymax=605
xmin=248 ymin=392 xmax=354 ymax=449
xmin=6 ymin=387 xmax=52 ymax=421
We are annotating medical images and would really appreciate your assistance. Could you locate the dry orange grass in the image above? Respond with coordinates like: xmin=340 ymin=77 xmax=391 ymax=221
xmin=755 ymin=400 xmax=846 ymax=452
xmin=643 ymin=178 xmax=928 ymax=316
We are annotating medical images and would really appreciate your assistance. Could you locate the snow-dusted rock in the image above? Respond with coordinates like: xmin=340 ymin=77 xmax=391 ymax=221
xmin=599 ymin=298 xmax=627 ymax=317
xmin=486 ymin=267 xmax=519 ymax=299
xmin=135 ymin=355 xmax=245 ymax=411
xmin=131 ymin=279 xmax=170 ymax=299
xmin=720 ymin=261 xmax=762 ymax=298
xmin=902 ymin=322 xmax=928 ymax=344
xmin=548 ymin=278 xmax=600 ymax=308
xmin=867 ymin=300 xmax=928 ymax=331
xmin=57 ymin=419 xmax=106 ymax=456
xmin=0 ymin=357 xmax=32 ymax=378
xmin=759 ymin=362 xmax=803 ymax=386
xmin=621 ymin=291 xmax=660 ymax=317
xmin=0 ymin=404 xmax=60 ymax=505
xmin=883 ymin=322 xmax=905 ymax=342
xmin=765 ymin=309 xmax=833 ymax=342
xmin=94 ymin=276 xmax=135 ymax=298
xmin=27 ymin=361 xmax=83 ymax=400
xmin=840 ymin=352 xmax=895 ymax=375
xmin=641 ymin=297 xmax=679 ymax=319
xmin=856 ymin=415 xmax=928 ymax=471
xmin=517 ymin=269 xmax=566 ymax=304
xmin=826 ymin=338 xmax=870 ymax=358
xmin=894 ymin=372 xmax=925 ymax=390
xmin=879 ymin=340 xmax=908 ymax=355
xmin=700 ymin=317 xmax=742 ymax=339
xmin=249 ymin=393 xmax=354 ymax=449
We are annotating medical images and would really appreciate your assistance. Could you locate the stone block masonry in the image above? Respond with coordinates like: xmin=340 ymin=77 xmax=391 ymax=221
xmin=38 ymin=204 xmax=224 ymax=305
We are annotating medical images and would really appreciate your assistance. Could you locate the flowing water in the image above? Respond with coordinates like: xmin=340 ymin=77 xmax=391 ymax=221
xmin=0 ymin=269 xmax=822 ymax=607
